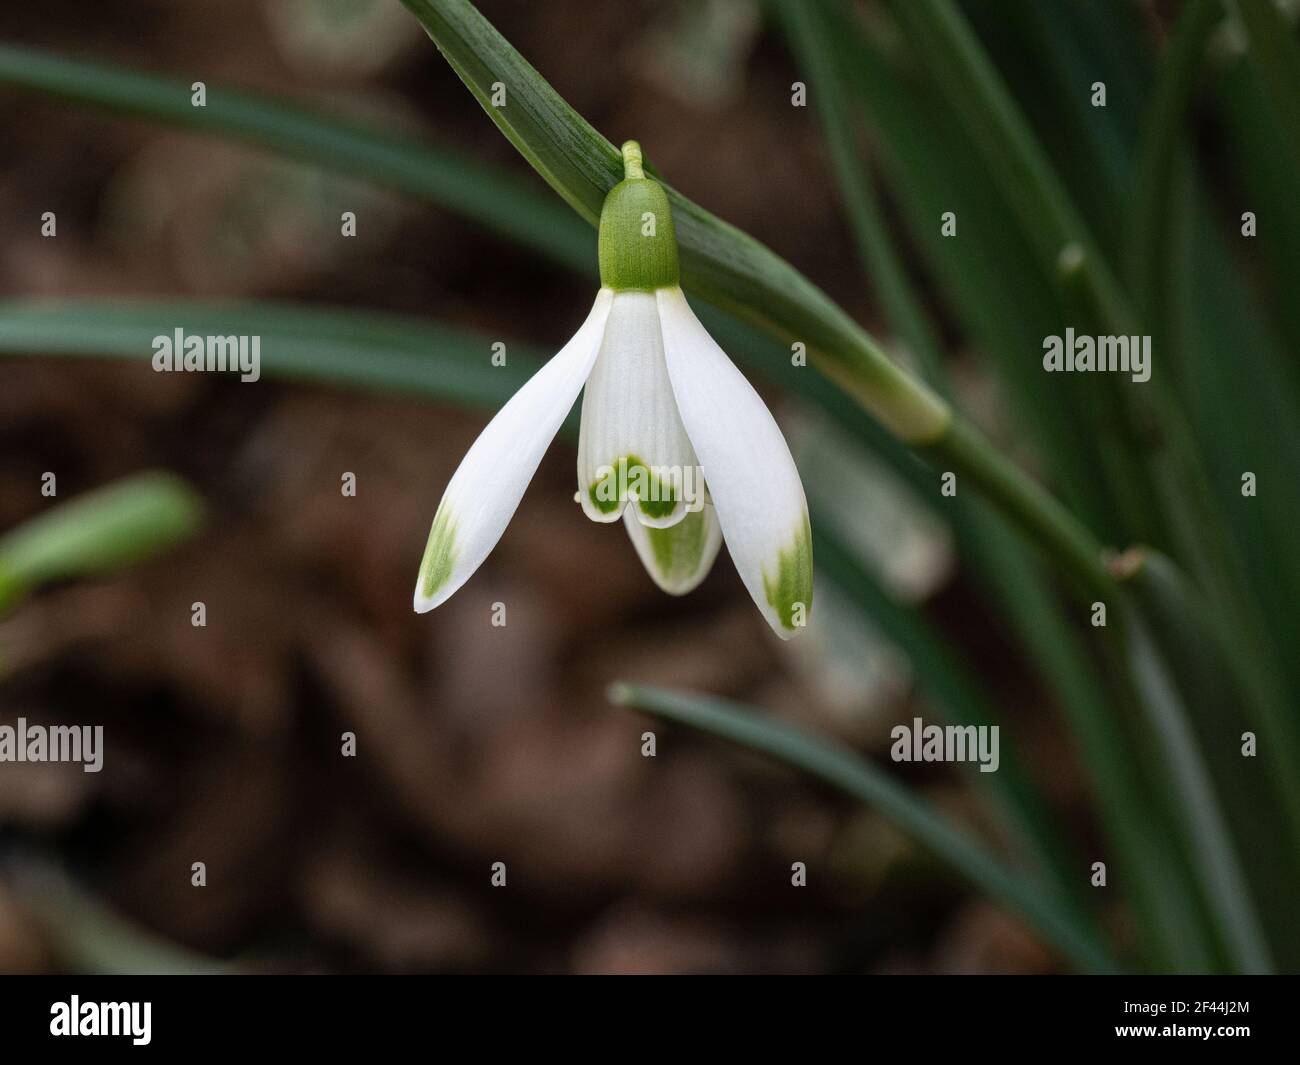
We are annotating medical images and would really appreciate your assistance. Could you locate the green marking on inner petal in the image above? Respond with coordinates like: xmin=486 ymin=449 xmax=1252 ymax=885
xmin=418 ymin=502 xmax=458 ymax=599
xmin=762 ymin=514 xmax=813 ymax=631
xmin=588 ymin=454 xmax=678 ymax=518
xmin=647 ymin=507 xmax=707 ymax=582
xmin=588 ymin=475 xmax=621 ymax=514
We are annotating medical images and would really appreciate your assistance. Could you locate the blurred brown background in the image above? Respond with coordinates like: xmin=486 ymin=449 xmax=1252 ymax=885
xmin=0 ymin=0 xmax=1075 ymax=973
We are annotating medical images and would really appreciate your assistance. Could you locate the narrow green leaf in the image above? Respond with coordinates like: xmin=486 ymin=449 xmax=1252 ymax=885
xmin=1128 ymin=0 xmax=1223 ymax=331
xmin=14 ymin=866 xmax=229 ymax=974
xmin=1120 ymin=548 xmax=1300 ymax=968
xmin=971 ymin=521 xmax=1213 ymax=972
xmin=1121 ymin=603 xmax=1272 ymax=973
xmin=1215 ymin=52 xmax=1300 ymax=383
xmin=779 ymin=0 xmax=946 ymax=385
xmin=1234 ymin=0 xmax=1300 ymax=177
xmin=0 ymin=471 xmax=203 ymax=614
xmin=608 ymin=681 xmax=1116 ymax=973
xmin=0 ymin=298 xmax=547 ymax=412
xmin=0 ymin=42 xmax=592 ymax=272
xmin=814 ymin=527 xmax=1095 ymax=930
xmin=818 ymin=1 xmax=1120 ymax=538
xmin=782 ymin=1 xmax=1100 ymax=931
xmin=960 ymin=0 xmax=1147 ymax=249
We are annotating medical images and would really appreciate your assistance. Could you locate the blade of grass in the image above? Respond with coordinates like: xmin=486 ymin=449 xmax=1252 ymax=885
xmin=0 ymin=294 xmax=944 ymax=541
xmin=1128 ymin=0 xmax=1224 ymax=349
xmin=607 ymin=682 xmax=1116 ymax=973
xmin=980 ymin=532 xmax=1214 ymax=971
xmin=960 ymin=0 xmax=1147 ymax=251
xmin=884 ymin=0 xmax=1134 ymax=332
xmin=778 ymin=0 xmax=944 ymax=384
xmin=0 ymin=299 xmax=929 ymax=501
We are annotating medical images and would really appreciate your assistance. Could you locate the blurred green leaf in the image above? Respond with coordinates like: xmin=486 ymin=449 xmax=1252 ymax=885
xmin=608 ymin=681 xmax=1116 ymax=973
xmin=960 ymin=0 xmax=1148 ymax=250
xmin=1121 ymin=548 xmax=1300 ymax=968
xmin=816 ymin=1 xmax=1118 ymax=537
xmin=814 ymin=528 xmax=1094 ymax=927
xmin=0 ymin=298 xmax=547 ymax=411
xmin=1121 ymin=601 xmax=1271 ymax=973
xmin=1127 ymin=0 xmax=1300 ymax=879
xmin=11 ymin=865 xmax=230 ymax=974
xmin=1216 ymin=51 xmax=1300 ymax=380
xmin=783 ymin=0 xmax=1102 ymax=932
xmin=1234 ymin=0 xmax=1300 ymax=177
xmin=0 ymin=471 xmax=203 ymax=614
xmin=0 ymin=43 xmax=592 ymax=272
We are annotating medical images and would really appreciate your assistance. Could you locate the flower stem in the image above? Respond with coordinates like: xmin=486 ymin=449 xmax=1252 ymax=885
xmin=921 ymin=416 xmax=1115 ymax=602
xmin=620 ymin=139 xmax=644 ymax=180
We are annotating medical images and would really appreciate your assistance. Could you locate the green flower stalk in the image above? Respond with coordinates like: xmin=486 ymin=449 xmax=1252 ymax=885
xmin=416 ymin=142 xmax=813 ymax=638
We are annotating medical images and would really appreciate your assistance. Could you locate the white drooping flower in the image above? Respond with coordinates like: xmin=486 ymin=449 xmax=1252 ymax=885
xmin=414 ymin=141 xmax=812 ymax=638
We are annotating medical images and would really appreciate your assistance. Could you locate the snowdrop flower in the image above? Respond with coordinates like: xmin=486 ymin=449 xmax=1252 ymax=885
xmin=414 ymin=141 xmax=812 ymax=638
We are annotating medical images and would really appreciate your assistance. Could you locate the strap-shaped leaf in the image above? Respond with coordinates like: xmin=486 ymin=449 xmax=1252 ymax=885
xmin=0 ymin=43 xmax=591 ymax=272
xmin=609 ymin=681 xmax=1116 ymax=973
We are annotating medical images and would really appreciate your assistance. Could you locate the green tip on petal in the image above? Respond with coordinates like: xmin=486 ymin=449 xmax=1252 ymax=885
xmin=645 ymin=509 xmax=708 ymax=587
xmin=416 ymin=504 xmax=458 ymax=603
xmin=762 ymin=515 xmax=813 ymax=634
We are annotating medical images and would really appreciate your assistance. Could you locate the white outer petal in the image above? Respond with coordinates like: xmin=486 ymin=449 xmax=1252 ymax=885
xmin=657 ymin=287 xmax=812 ymax=638
xmin=413 ymin=289 xmax=613 ymax=612
xmin=623 ymin=503 xmax=723 ymax=595
xmin=577 ymin=290 xmax=701 ymax=528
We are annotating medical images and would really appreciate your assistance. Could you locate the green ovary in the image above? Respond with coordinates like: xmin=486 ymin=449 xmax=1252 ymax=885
xmin=418 ymin=504 xmax=458 ymax=598
xmin=588 ymin=454 xmax=678 ymax=519
xmin=762 ymin=515 xmax=813 ymax=631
